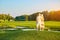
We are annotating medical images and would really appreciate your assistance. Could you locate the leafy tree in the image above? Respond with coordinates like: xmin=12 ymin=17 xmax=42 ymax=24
xmin=0 ymin=14 xmax=14 ymax=21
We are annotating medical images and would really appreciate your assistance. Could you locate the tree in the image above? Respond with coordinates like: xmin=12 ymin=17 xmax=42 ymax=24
xmin=41 ymin=11 xmax=48 ymax=21
xmin=0 ymin=14 xmax=14 ymax=21
xmin=25 ymin=15 xmax=28 ymax=21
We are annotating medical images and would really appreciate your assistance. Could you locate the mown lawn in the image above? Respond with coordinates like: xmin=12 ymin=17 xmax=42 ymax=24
xmin=0 ymin=30 xmax=60 ymax=40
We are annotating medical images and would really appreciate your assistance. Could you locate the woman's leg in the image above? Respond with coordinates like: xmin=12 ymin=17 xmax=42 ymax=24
xmin=40 ymin=24 xmax=44 ymax=31
xmin=36 ymin=23 xmax=39 ymax=31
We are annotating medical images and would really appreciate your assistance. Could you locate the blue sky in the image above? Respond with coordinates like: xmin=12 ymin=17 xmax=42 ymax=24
xmin=0 ymin=0 xmax=60 ymax=17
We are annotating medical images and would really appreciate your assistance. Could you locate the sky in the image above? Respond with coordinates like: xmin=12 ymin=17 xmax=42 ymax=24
xmin=0 ymin=0 xmax=60 ymax=17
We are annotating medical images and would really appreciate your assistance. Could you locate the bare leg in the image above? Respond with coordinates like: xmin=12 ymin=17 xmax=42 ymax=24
xmin=41 ymin=26 xmax=44 ymax=31
xmin=36 ymin=23 xmax=39 ymax=31
xmin=40 ymin=24 xmax=44 ymax=31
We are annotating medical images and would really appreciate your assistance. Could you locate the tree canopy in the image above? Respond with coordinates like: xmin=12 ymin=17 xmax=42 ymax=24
xmin=0 ymin=14 xmax=14 ymax=21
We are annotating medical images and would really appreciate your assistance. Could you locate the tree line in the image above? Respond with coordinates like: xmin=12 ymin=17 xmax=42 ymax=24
xmin=0 ymin=10 xmax=60 ymax=21
xmin=15 ymin=10 xmax=60 ymax=21
xmin=0 ymin=14 xmax=14 ymax=21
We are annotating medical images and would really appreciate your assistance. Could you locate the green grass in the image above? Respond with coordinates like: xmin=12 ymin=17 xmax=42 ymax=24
xmin=0 ymin=21 xmax=60 ymax=40
xmin=0 ymin=30 xmax=60 ymax=40
xmin=0 ymin=21 xmax=60 ymax=29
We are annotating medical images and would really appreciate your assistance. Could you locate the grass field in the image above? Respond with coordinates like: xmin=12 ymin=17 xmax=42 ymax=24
xmin=0 ymin=21 xmax=60 ymax=30
xmin=0 ymin=21 xmax=60 ymax=40
xmin=0 ymin=30 xmax=60 ymax=40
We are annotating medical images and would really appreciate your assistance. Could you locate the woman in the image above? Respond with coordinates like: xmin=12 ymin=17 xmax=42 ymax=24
xmin=36 ymin=13 xmax=44 ymax=31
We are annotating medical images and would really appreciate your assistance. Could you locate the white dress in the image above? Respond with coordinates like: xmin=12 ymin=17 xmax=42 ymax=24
xmin=36 ymin=14 xmax=44 ymax=30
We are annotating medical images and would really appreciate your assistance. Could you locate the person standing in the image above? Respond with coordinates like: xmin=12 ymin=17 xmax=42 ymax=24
xmin=36 ymin=13 xmax=45 ymax=31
